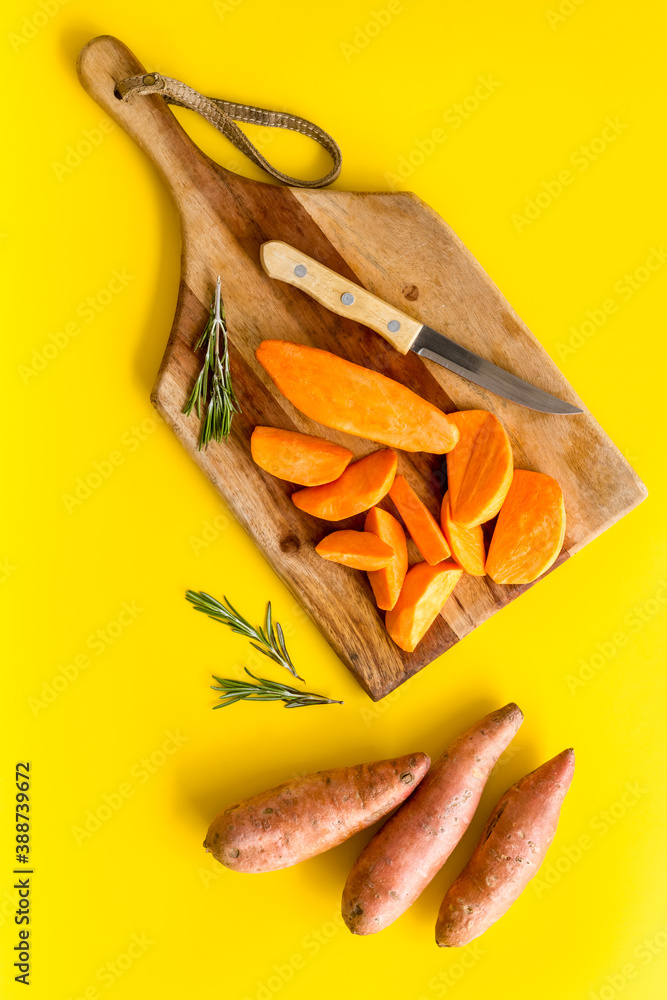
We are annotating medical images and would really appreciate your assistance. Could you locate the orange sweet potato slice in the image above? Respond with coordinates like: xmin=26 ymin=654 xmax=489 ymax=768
xmin=389 ymin=475 xmax=451 ymax=566
xmin=485 ymin=470 xmax=565 ymax=584
xmin=315 ymin=530 xmax=394 ymax=570
xmin=256 ymin=340 xmax=459 ymax=454
xmin=440 ymin=491 xmax=486 ymax=577
xmin=385 ymin=560 xmax=463 ymax=652
xmin=251 ymin=426 xmax=353 ymax=486
xmin=446 ymin=410 xmax=513 ymax=528
xmin=364 ymin=507 xmax=408 ymax=611
xmin=292 ymin=449 xmax=397 ymax=521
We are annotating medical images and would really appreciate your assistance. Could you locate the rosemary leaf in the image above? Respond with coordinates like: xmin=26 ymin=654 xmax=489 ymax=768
xmin=186 ymin=590 xmax=303 ymax=680
xmin=183 ymin=276 xmax=240 ymax=449
xmin=211 ymin=669 xmax=343 ymax=709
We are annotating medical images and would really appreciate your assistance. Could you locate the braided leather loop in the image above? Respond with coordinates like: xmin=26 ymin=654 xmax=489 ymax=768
xmin=115 ymin=72 xmax=342 ymax=188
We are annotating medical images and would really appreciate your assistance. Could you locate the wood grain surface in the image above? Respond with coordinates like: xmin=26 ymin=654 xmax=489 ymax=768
xmin=77 ymin=35 xmax=647 ymax=700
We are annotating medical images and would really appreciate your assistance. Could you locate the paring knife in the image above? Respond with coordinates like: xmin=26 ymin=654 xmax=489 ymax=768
xmin=260 ymin=241 xmax=582 ymax=415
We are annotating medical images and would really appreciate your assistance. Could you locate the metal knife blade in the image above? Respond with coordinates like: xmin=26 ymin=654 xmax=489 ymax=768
xmin=412 ymin=326 xmax=582 ymax=414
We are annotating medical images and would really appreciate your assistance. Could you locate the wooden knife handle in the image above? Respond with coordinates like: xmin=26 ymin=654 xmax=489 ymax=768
xmin=260 ymin=241 xmax=422 ymax=354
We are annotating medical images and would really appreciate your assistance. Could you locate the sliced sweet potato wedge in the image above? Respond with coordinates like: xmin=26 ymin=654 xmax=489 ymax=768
xmin=389 ymin=475 xmax=451 ymax=566
xmin=446 ymin=410 xmax=487 ymax=509
xmin=315 ymin=530 xmax=394 ymax=570
xmin=440 ymin=491 xmax=486 ymax=577
xmin=447 ymin=410 xmax=513 ymax=528
xmin=485 ymin=470 xmax=565 ymax=584
xmin=251 ymin=426 xmax=353 ymax=486
xmin=385 ymin=560 xmax=463 ymax=652
xmin=365 ymin=507 xmax=408 ymax=611
xmin=292 ymin=449 xmax=397 ymax=521
xmin=256 ymin=340 xmax=459 ymax=453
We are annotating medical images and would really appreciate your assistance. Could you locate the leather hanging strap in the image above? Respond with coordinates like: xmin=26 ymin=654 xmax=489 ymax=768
xmin=115 ymin=72 xmax=342 ymax=188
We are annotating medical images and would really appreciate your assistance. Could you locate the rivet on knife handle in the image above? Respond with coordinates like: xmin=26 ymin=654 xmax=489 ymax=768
xmin=260 ymin=241 xmax=422 ymax=354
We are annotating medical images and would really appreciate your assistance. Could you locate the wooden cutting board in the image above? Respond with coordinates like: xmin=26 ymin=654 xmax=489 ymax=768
xmin=78 ymin=36 xmax=647 ymax=701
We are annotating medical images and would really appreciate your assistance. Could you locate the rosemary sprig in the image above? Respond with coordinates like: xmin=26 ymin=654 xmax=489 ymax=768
xmin=183 ymin=276 xmax=240 ymax=450
xmin=211 ymin=669 xmax=343 ymax=709
xmin=186 ymin=590 xmax=303 ymax=681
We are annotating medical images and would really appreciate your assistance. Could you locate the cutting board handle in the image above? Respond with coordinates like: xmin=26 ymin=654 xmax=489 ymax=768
xmin=77 ymin=36 xmax=221 ymax=205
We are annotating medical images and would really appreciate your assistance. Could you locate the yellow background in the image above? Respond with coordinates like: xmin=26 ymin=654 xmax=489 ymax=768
xmin=2 ymin=1 xmax=666 ymax=997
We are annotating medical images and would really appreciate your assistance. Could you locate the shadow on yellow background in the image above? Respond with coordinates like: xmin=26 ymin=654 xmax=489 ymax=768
xmin=1 ymin=2 xmax=666 ymax=999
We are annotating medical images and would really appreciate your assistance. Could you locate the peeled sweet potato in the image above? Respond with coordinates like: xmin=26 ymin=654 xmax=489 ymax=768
xmin=436 ymin=748 xmax=575 ymax=947
xmin=485 ymin=470 xmax=565 ymax=584
xmin=292 ymin=449 xmax=397 ymax=520
xmin=251 ymin=426 xmax=353 ymax=486
xmin=389 ymin=475 xmax=451 ymax=566
xmin=256 ymin=340 xmax=459 ymax=453
xmin=385 ymin=560 xmax=463 ymax=652
xmin=342 ymin=703 xmax=524 ymax=935
xmin=440 ymin=491 xmax=486 ymax=577
xmin=315 ymin=530 xmax=394 ymax=570
xmin=446 ymin=410 xmax=513 ymax=527
xmin=204 ymin=752 xmax=431 ymax=873
xmin=364 ymin=508 xmax=408 ymax=611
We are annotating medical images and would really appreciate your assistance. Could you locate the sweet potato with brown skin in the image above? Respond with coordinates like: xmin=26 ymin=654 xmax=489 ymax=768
xmin=436 ymin=748 xmax=575 ymax=947
xmin=389 ymin=475 xmax=451 ymax=565
xmin=256 ymin=340 xmax=459 ymax=453
xmin=204 ymin=752 xmax=430 ymax=873
xmin=364 ymin=507 xmax=408 ymax=611
xmin=385 ymin=560 xmax=463 ymax=652
xmin=315 ymin=530 xmax=394 ymax=570
xmin=342 ymin=703 xmax=524 ymax=935
xmin=251 ymin=426 xmax=353 ymax=486
xmin=440 ymin=491 xmax=486 ymax=577
xmin=292 ymin=449 xmax=397 ymax=520
xmin=446 ymin=410 xmax=513 ymax=528
xmin=485 ymin=470 xmax=566 ymax=584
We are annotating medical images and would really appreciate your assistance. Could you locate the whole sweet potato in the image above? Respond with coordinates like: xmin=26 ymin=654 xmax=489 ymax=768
xmin=342 ymin=703 xmax=523 ymax=934
xmin=205 ymin=752 xmax=430 ymax=873
xmin=436 ymin=748 xmax=575 ymax=946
